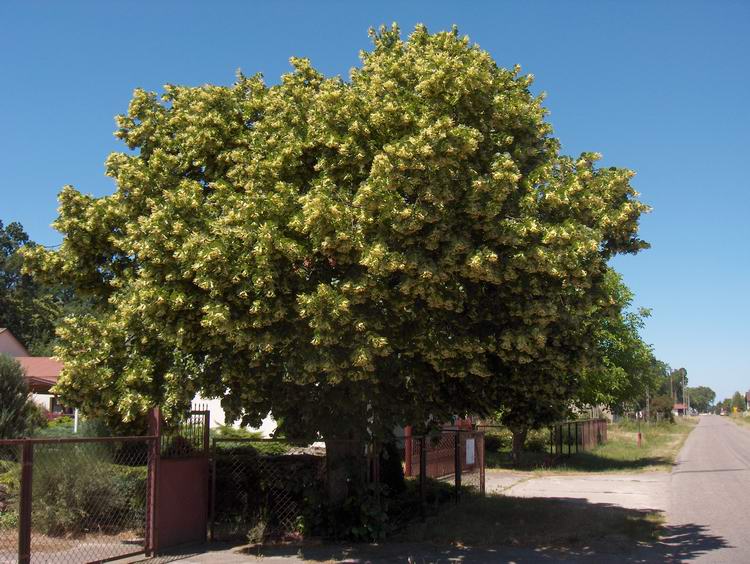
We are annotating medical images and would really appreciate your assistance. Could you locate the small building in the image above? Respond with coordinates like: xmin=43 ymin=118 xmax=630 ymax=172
xmin=673 ymin=402 xmax=687 ymax=416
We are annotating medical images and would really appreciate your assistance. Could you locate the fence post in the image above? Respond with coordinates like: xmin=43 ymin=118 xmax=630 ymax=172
xmin=575 ymin=422 xmax=579 ymax=454
xmin=479 ymin=432 xmax=485 ymax=496
xmin=18 ymin=441 xmax=33 ymax=564
xmin=454 ymin=430 xmax=461 ymax=503
xmin=419 ymin=437 xmax=426 ymax=516
xmin=202 ymin=411 xmax=211 ymax=453
xmin=404 ymin=426 xmax=413 ymax=478
xmin=209 ymin=438 xmax=217 ymax=542
xmin=146 ymin=407 xmax=162 ymax=555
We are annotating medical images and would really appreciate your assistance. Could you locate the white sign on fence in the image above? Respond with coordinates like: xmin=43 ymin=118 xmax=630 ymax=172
xmin=466 ymin=438 xmax=475 ymax=464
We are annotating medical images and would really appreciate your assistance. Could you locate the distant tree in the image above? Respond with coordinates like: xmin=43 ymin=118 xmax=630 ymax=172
xmin=671 ymin=368 xmax=688 ymax=403
xmin=0 ymin=220 xmax=66 ymax=354
xmin=0 ymin=354 xmax=39 ymax=438
xmin=720 ymin=397 xmax=732 ymax=413
xmin=731 ymin=391 xmax=745 ymax=413
xmin=686 ymin=386 xmax=715 ymax=413
xmin=577 ymin=270 xmax=656 ymax=414
xmin=650 ymin=394 xmax=674 ymax=422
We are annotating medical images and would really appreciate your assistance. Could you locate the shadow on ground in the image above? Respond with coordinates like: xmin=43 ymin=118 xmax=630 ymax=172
xmin=146 ymin=496 xmax=728 ymax=563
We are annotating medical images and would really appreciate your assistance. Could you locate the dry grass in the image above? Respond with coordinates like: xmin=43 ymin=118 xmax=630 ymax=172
xmin=729 ymin=413 xmax=750 ymax=427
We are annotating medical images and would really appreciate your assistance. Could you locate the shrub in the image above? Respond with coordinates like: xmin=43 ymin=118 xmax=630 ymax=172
xmin=30 ymin=443 xmax=147 ymax=536
xmin=0 ymin=354 xmax=38 ymax=438
xmin=0 ymin=459 xmax=19 ymax=531
xmin=525 ymin=429 xmax=550 ymax=452
xmin=211 ymin=425 xmax=263 ymax=441
xmin=484 ymin=428 xmax=512 ymax=452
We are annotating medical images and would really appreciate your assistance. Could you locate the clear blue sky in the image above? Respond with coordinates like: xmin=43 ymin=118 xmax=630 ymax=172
xmin=1 ymin=1 xmax=747 ymax=400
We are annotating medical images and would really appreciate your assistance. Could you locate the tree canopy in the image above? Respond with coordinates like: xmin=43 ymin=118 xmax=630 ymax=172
xmin=686 ymin=386 xmax=715 ymax=413
xmin=25 ymin=25 xmax=649 ymax=441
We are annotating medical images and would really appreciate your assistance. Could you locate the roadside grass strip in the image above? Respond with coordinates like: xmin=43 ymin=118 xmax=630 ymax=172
xmin=486 ymin=418 xmax=697 ymax=473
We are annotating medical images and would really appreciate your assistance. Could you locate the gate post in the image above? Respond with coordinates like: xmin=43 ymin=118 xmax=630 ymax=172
xmin=418 ymin=437 xmax=426 ymax=506
xmin=404 ymin=426 xmax=413 ymax=478
xmin=454 ymin=430 xmax=461 ymax=502
xmin=478 ymin=432 xmax=485 ymax=496
xmin=146 ymin=407 xmax=162 ymax=555
xmin=18 ymin=441 xmax=33 ymax=564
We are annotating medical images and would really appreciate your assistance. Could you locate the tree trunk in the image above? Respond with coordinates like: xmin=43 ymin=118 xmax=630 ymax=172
xmin=325 ymin=439 xmax=366 ymax=504
xmin=510 ymin=427 xmax=528 ymax=466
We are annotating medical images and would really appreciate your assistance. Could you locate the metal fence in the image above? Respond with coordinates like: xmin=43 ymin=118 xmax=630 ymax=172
xmin=404 ymin=429 xmax=485 ymax=497
xmin=551 ymin=419 xmax=608 ymax=456
xmin=209 ymin=438 xmax=325 ymax=542
xmin=0 ymin=436 xmax=155 ymax=564
xmin=210 ymin=431 xmax=486 ymax=542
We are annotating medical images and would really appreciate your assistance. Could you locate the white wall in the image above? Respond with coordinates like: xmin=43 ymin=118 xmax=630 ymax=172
xmin=193 ymin=393 xmax=277 ymax=437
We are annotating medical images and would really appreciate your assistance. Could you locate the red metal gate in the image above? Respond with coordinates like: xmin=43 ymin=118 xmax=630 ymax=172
xmin=0 ymin=407 xmax=211 ymax=563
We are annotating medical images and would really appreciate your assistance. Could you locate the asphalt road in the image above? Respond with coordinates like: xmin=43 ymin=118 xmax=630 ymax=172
xmin=668 ymin=415 xmax=750 ymax=562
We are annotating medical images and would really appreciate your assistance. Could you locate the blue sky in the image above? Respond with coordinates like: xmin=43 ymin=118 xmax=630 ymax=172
xmin=1 ymin=1 xmax=747 ymax=399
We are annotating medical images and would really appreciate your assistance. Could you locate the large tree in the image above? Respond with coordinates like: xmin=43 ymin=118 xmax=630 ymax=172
xmin=25 ymin=26 xmax=648 ymax=460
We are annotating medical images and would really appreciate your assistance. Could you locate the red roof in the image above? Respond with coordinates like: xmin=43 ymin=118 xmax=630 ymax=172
xmin=673 ymin=403 xmax=687 ymax=410
xmin=16 ymin=357 xmax=63 ymax=391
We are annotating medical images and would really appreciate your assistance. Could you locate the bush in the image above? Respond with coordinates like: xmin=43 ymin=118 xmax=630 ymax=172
xmin=30 ymin=443 xmax=147 ymax=536
xmin=0 ymin=354 xmax=39 ymax=438
xmin=484 ymin=428 xmax=512 ymax=452
xmin=0 ymin=459 xmax=19 ymax=530
xmin=525 ymin=429 xmax=550 ymax=452
xmin=211 ymin=425 xmax=263 ymax=441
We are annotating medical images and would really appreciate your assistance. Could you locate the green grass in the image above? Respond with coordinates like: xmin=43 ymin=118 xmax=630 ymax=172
xmin=486 ymin=418 xmax=697 ymax=473
xmin=397 ymin=492 xmax=663 ymax=550
xmin=552 ymin=418 xmax=696 ymax=472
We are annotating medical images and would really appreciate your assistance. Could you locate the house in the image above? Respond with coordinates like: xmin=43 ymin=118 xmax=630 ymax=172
xmin=0 ymin=327 xmax=69 ymax=416
xmin=673 ymin=402 xmax=687 ymax=416
xmin=0 ymin=327 xmax=275 ymax=435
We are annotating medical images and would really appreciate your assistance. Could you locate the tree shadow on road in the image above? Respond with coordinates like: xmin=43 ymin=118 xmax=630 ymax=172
xmin=488 ymin=451 xmax=673 ymax=472
xmin=553 ymin=452 xmax=673 ymax=472
xmin=225 ymin=496 xmax=728 ymax=563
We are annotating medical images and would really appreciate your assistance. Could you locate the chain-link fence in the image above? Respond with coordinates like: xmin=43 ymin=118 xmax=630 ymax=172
xmin=210 ymin=439 xmax=324 ymax=542
xmin=0 ymin=443 xmax=20 ymax=564
xmin=0 ymin=436 xmax=154 ymax=564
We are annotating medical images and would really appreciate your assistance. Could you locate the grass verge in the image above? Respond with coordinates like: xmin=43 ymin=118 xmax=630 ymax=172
xmin=486 ymin=417 xmax=697 ymax=473
xmin=729 ymin=413 xmax=750 ymax=427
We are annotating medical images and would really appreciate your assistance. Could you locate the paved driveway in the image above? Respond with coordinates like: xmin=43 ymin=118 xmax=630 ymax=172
xmin=488 ymin=470 xmax=670 ymax=511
